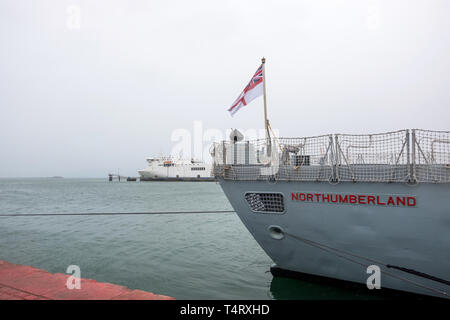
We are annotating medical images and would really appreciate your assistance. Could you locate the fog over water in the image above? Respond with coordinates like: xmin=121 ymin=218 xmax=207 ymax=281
xmin=1 ymin=1 xmax=449 ymax=177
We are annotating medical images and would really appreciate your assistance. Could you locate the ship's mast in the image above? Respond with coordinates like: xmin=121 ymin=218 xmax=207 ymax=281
xmin=261 ymin=57 xmax=271 ymax=156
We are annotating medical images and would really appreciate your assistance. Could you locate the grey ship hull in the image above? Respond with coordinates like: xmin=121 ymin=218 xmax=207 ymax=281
xmin=219 ymin=179 xmax=450 ymax=298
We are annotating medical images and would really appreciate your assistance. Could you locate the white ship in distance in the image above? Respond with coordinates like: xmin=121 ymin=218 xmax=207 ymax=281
xmin=138 ymin=156 xmax=213 ymax=181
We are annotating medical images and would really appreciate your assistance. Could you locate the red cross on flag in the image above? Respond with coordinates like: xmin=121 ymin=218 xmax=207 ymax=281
xmin=228 ymin=64 xmax=264 ymax=116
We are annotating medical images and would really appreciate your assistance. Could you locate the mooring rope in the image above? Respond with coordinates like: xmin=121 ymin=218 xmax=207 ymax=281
xmin=0 ymin=210 xmax=235 ymax=217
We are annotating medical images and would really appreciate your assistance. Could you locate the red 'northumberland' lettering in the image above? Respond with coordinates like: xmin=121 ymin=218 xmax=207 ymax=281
xmin=396 ymin=197 xmax=406 ymax=206
xmin=291 ymin=192 xmax=416 ymax=208
xmin=339 ymin=195 xmax=348 ymax=203
xmin=387 ymin=196 xmax=395 ymax=206
xmin=291 ymin=193 xmax=308 ymax=201
xmin=358 ymin=195 xmax=366 ymax=204
xmin=407 ymin=197 xmax=416 ymax=207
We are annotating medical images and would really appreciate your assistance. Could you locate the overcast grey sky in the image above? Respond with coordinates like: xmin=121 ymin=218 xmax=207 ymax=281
xmin=1 ymin=0 xmax=449 ymax=177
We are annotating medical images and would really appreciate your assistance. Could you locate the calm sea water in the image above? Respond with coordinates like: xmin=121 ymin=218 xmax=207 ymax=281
xmin=0 ymin=178 xmax=387 ymax=299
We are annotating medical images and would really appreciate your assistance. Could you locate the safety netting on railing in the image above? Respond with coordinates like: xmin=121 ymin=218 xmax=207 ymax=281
xmin=212 ymin=129 xmax=450 ymax=184
xmin=211 ymin=139 xmax=266 ymax=181
xmin=335 ymin=130 xmax=410 ymax=182
xmin=413 ymin=129 xmax=450 ymax=183
xmin=276 ymin=135 xmax=334 ymax=181
xmin=212 ymin=135 xmax=334 ymax=181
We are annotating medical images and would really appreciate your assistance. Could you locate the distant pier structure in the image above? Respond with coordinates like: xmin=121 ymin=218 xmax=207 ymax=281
xmin=108 ymin=174 xmax=138 ymax=182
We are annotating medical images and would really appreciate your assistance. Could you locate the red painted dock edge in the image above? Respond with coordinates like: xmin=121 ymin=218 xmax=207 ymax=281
xmin=0 ymin=260 xmax=174 ymax=300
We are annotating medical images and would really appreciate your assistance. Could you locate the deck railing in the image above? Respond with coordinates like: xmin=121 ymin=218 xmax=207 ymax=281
xmin=212 ymin=129 xmax=450 ymax=183
xmin=412 ymin=129 xmax=450 ymax=183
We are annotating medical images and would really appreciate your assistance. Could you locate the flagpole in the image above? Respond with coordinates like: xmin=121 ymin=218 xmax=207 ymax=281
xmin=261 ymin=57 xmax=271 ymax=155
